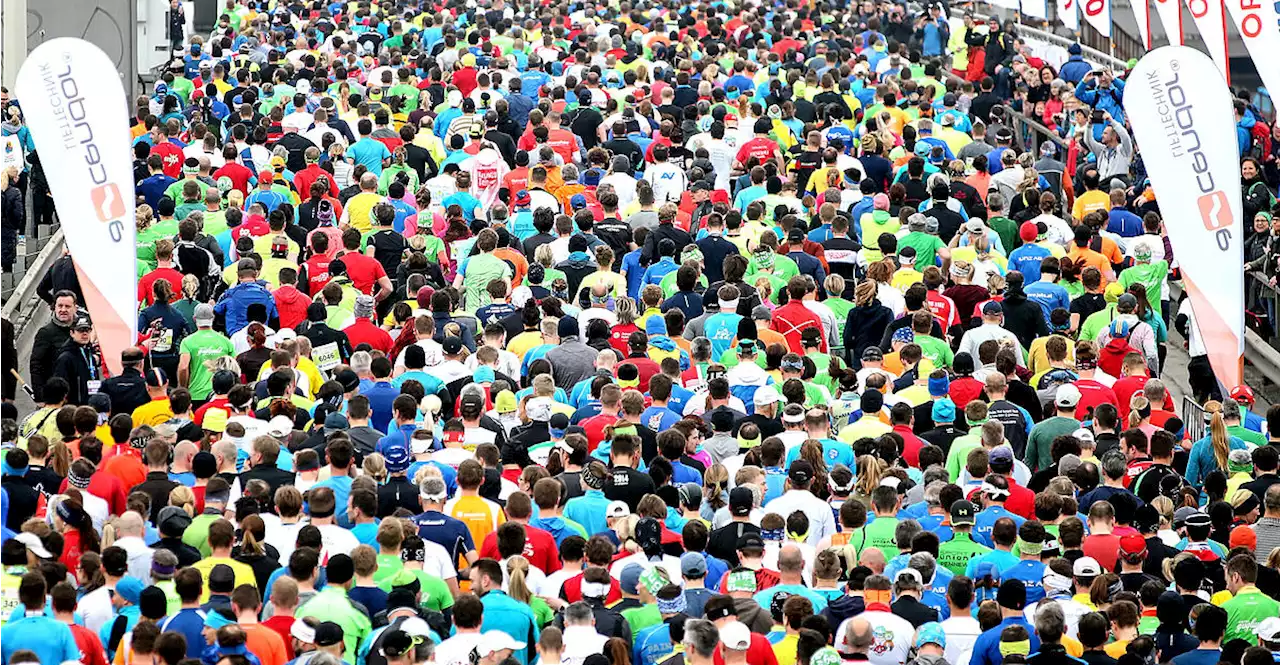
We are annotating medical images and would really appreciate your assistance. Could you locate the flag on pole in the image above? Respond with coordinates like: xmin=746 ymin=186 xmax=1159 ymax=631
xmin=1183 ymin=0 xmax=1230 ymax=80
xmin=1132 ymin=0 xmax=1152 ymax=47
xmin=1123 ymin=46 xmax=1244 ymax=393
xmin=1083 ymin=0 xmax=1112 ymax=36
xmin=15 ymin=39 xmax=138 ymax=376
xmin=1153 ymin=0 xmax=1184 ymax=44
xmin=1059 ymin=0 xmax=1081 ymax=31
xmin=1224 ymin=0 xmax=1280 ymax=101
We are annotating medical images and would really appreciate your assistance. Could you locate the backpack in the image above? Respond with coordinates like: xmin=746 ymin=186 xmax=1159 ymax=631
xmin=1251 ymin=119 xmax=1273 ymax=161
xmin=1098 ymin=334 xmax=1140 ymax=378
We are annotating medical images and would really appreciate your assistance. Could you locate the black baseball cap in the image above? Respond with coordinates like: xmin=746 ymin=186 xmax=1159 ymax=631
xmin=729 ymin=487 xmax=754 ymax=516
xmin=950 ymin=499 xmax=976 ymax=526
xmin=788 ymin=460 xmax=814 ymax=485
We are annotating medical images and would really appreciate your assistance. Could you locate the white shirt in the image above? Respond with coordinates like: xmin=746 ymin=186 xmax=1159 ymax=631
xmin=609 ymin=551 xmax=683 ymax=583
xmin=941 ymin=615 xmax=982 ymax=665
xmin=836 ymin=611 xmax=914 ymax=665
xmin=644 ymin=162 xmax=688 ymax=204
xmin=500 ymin=556 xmax=547 ymax=596
xmin=116 ymin=536 xmax=156 ymax=585
xmin=317 ymin=523 xmax=360 ymax=557
xmin=232 ymin=324 xmax=276 ymax=354
xmin=959 ymin=323 xmax=1026 ymax=368
xmin=1024 ymin=596 xmax=1090 ymax=638
xmin=433 ymin=447 xmax=476 ymax=468
xmin=422 ymin=539 xmax=459 ymax=580
xmin=763 ymin=489 xmax=837 ymax=547
xmin=428 ymin=359 xmax=472 ymax=386
xmin=82 ymin=491 xmax=110 ymax=535
xmin=265 ymin=520 xmax=305 ymax=565
xmin=579 ymin=307 xmax=618 ymax=338
xmin=79 ymin=585 xmax=114 ymax=635
xmin=542 ymin=567 xmax=578 ymax=601
xmin=396 ymin=339 xmax=445 ymax=369
xmin=562 ymin=625 xmax=611 ymax=665
xmin=434 ymin=632 xmax=486 ymax=665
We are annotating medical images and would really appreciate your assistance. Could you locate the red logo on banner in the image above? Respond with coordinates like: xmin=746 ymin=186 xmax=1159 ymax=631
xmin=90 ymin=183 xmax=125 ymax=222
xmin=1198 ymin=191 xmax=1231 ymax=230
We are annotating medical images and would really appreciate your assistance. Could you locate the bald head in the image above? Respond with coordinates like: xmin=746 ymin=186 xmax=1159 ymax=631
xmin=116 ymin=511 xmax=145 ymax=537
xmin=859 ymin=547 xmax=886 ymax=573
xmin=844 ymin=618 xmax=873 ymax=653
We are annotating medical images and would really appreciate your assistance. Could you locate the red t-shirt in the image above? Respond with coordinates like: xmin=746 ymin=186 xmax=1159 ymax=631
xmin=770 ymin=302 xmax=826 ymax=353
xmin=261 ymin=615 xmax=296 ymax=661
xmin=618 ymin=356 xmax=661 ymax=393
xmin=714 ymin=633 xmax=780 ymax=665
xmin=1082 ymin=533 xmax=1122 ymax=573
xmin=478 ymin=523 xmax=561 ymax=573
xmin=151 ymin=141 xmax=184 ymax=178
xmin=70 ymin=624 xmax=110 ymax=665
xmin=926 ymin=290 xmax=960 ymax=330
xmin=581 ymin=412 xmax=621 ymax=450
xmin=894 ymin=425 xmax=927 ymax=467
xmin=1004 ymin=479 xmax=1036 ymax=519
xmin=1113 ymin=375 xmax=1173 ymax=421
xmin=560 ymin=572 xmax=623 ymax=604
xmin=340 ymin=252 xmax=388 ymax=294
xmin=293 ymin=165 xmax=339 ymax=200
xmin=194 ymin=398 xmax=230 ymax=426
xmin=735 ymin=137 xmax=779 ymax=166
xmin=344 ymin=318 xmax=394 ymax=354
xmin=215 ymin=162 xmax=256 ymax=197
xmin=138 ymin=267 xmax=184 ymax=305
xmin=1074 ymin=378 xmax=1119 ymax=420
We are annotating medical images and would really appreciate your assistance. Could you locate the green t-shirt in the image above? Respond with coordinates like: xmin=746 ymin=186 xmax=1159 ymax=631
xmin=898 ymin=231 xmax=946 ymax=270
xmin=387 ymin=84 xmax=421 ymax=112
xmin=622 ymin=603 xmax=663 ymax=635
xmin=916 ymin=335 xmax=953 ymax=368
xmin=1224 ymin=587 xmax=1280 ymax=644
xmin=1079 ymin=304 xmax=1118 ymax=342
xmin=179 ymin=329 xmax=236 ymax=400
xmin=860 ymin=210 xmax=899 ymax=260
xmin=1117 ymin=260 xmax=1168 ymax=313
xmin=823 ymin=298 xmax=854 ymax=349
xmin=988 ymin=216 xmax=1020 ymax=255
xmin=807 ymin=352 xmax=836 ymax=396
xmin=946 ymin=434 xmax=982 ymax=482
xmin=202 ymin=210 xmax=229 ymax=238
xmin=1025 ymin=416 xmax=1082 ymax=472
xmin=373 ymin=554 xmax=405 ymax=588
xmin=938 ymin=532 xmax=992 ymax=576
xmin=660 ymin=271 xmax=708 ymax=299
xmin=459 ymin=253 xmax=513 ymax=312
xmin=862 ymin=516 xmax=899 ymax=560
xmin=1228 ymin=425 xmax=1268 ymax=448
xmin=182 ymin=513 xmax=220 ymax=557
xmin=164 ymin=178 xmax=212 ymax=205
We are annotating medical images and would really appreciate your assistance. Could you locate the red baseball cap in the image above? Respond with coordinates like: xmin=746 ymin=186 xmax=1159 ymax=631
xmin=258 ymin=170 xmax=274 ymax=183
xmin=1019 ymin=221 xmax=1038 ymax=242
xmin=1230 ymin=385 xmax=1256 ymax=405
xmin=1231 ymin=525 xmax=1258 ymax=550
xmin=1118 ymin=534 xmax=1147 ymax=556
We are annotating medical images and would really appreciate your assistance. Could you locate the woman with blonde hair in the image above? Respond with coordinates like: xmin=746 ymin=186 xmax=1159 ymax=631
xmin=168 ymin=485 xmax=196 ymax=516
xmin=505 ymin=555 xmax=555 ymax=627
xmin=866 ymin=259 xmax=905 ymax=317
xmin=701 ymin=464 xmax=729 ymax=522
xmin=362 ymin=452 xmax=388 ymax=484
xmin=1186 ymin=400 xmax=1248 ymax=486
xmin=1127 ymin=394 xmax=1158 ymax=441
xmin=853 ymin=454 xmax=886 ymax=506
xmin=610 ymin=297 xmax=640 ymax=355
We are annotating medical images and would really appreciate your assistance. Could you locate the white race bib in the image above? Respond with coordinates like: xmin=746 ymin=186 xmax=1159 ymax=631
xmin=312 ymin=342 xmax=341 ymax=371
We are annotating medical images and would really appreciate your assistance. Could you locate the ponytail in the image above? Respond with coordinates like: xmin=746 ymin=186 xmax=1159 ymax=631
xmin=507 ymin=555 xmax=532 ymax=603
xmin=1209 ymin=405 xmax=1230 ymax=473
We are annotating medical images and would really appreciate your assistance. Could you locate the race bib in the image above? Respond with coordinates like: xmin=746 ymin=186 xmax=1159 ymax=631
xmin=153 ymin=328 xmax=175 ymax=354
xmin=87 ymin=380 xmax=102 ymax=395
xmin=312 ymin=342 xmax=342 ymax=371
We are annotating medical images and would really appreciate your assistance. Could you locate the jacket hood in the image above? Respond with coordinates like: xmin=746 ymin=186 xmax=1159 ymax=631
xmin=1005 ymin=285 xmax=1028 ymax=304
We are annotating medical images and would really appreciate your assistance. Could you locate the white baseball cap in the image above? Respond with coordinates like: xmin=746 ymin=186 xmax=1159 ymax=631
xmin=1073 ymin=556 xmax=1101 ymax=577
xmin=1054 ymin=384 xmax=1082 ymax=408
xmin=753 ymin=385 xmax=781 ymax=407
xmin=721 ymin=621 xmax=752 ymax=651
xmin=15 ymin=532 xmax=52 ymax=559
xmin=606 ymin=500 xmax=631 ymax=519
xmin=477 ymin=632 xmax=526 ymax=656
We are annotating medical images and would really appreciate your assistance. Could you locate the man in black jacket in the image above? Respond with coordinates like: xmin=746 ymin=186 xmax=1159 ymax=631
xmin=299 ymin=301 xmax=353 ymax=368
xmin=135 ymin=440 xmax=180 ymax=523
xmin=240 ymin=436 xmax=296 ymax=499
xmin=52 ymin=313 xmax=104 ymax=406
xmin=100 ymin=347 xmax=150 ymax=417
xmin=30 ymin=290 xmax=77 ymax=402
xmin=2 ymin=449 xmax=39 ymax=531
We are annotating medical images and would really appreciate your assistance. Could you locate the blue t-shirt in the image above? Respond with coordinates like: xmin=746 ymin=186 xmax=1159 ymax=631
xmin=704 ymin=312 xmax=744 ymax=359
xmin=1025 ymin=281 xmax=1071 ymax=323
xmin=966 ymin=548 xmax=1019 ymax=579
xmin=1172 ymin=649 xmax=1222 ymax=665
xmin=313 ymin=475 xmax=354 ymax=526
xmin=351 ymin=521 xmax=380 ymax=545
xmin=640 ymin=405 xmax=682 ymax=432
xmin=785 ymin=438 xmax=854 ymax=469
xmin=1008 ymin=244 xmax=1051 ymax=284
xmin=971 ymin=618 xmax=1040 ymax=665
xmin=348 ymin=585 xmax=388 ymax=617
xmin=412 ymin=510 xmax=475 ymax=563
xmin=360 ymin=380 xmax=400 ymax=432
xmin=973 ymin=506 xmax=1026 ymax=547
xmin=1001 ymin=559 xmax=1047 ymax=604
xmin=347 ymin=138 xmax=392 ymax=175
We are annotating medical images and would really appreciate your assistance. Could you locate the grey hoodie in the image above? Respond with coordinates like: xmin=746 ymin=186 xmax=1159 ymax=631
xmin=734 ymin=598 xmax=774 ymax=634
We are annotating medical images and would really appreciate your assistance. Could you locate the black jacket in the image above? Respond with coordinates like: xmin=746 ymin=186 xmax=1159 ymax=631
xmin=153 ymin=537 xmax=202 ymax=568
xmin=30 ymin=320 xmax=71 ymax=402
xmin=100 ymin=367 xmax=150 ymax=417
xmin=52 ymin=339 xmax=103 ymax=405
xmin=891 ymin=595 xmax=939 ymax=627
xmin=642 ymin=224 xmax=693 ymax=266
xmin=1001 ymin=286 xmax=1050 ymax=351
xmin=377 ymin=477 xmax=421 ymax=517
xmin=844 ymin=301 xmax=894 ymax=366
xmin=37 ymin=255 xmax=83 ymax=305
xmin=239 ymin=463 xmax=296 ymax=499
xmin=135 ymin=472 xmax=180 ymax=523
xmin=3 ymin=474 xmax=39 ymax=530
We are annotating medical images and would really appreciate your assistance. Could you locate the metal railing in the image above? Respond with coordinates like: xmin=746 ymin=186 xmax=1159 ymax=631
xmin=1182 ymin=396 xmax=1207 ymax=442
xmin=967 ymin=2 xmax=1129 ymax=71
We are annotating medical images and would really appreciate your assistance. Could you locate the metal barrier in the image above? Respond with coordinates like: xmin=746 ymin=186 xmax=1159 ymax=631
xmin=1182 ymin=396 xmax=1207 ymax=442
xmin=967 ymin=2 xmax=1129 ymax=71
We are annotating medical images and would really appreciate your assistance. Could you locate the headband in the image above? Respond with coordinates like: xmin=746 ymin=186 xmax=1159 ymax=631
xmin=581 ymin=581 xmax=611 ymax=598
xmin=738 ymin=433 xmax=761 ymax=449
xmin=981 ymin=482 xmax=1010 ymax=499
xmin=152 ymin=560 xmax=177 ymax=577
xmin=1043 ymin=571 xmax=1072 ymax=595
xmin=656 ymin=593 xmax=688 ymax=614
xmin=205 ymin=611 xmax=236 ymax=630
xmin=68 ymin=469 xmax=92 ymax=489
xmin=1000 ymin=641 xmax=1031 ymax=657
xmin=1236 ymin=494 xmax=1261 ymax=516
xmin=1019 ymin=539 xmax=1043 ymax=556
xmin=291 ymin=621 xmax=317 ymax=644
xmin=761 ymin=528 xmax=785 ymax=542
xmin=865 ymin=589 xmax=892 ymax=606
xmin=706 ymin=604 xmax=735 ymax=621
xmin=403 ymin=546 xmax=426 ymax=563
